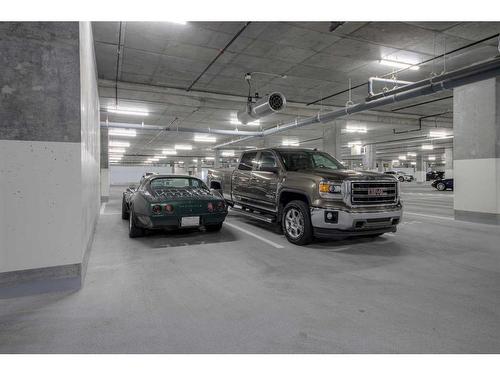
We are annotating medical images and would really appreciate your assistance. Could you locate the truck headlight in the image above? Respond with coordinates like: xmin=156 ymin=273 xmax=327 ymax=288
xmin=319 ymin=179 xmax=342 ymax=199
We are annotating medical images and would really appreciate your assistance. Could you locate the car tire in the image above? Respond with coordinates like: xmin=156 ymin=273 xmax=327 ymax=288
xmin=122 ymin=196 xmax=130 ymax=220
xmin=205 ymin=223 xmax=223 ymax=232
xmin=282 ymin=200 xmax=313 ymax=245
xmin=129 ymin=210 xmax=145 ymax=238
xmin=436 ymin=182 xmax=446 ymax=191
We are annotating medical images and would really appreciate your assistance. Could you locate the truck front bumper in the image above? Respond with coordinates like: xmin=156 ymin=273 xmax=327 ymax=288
xmin=310 ymin=205 xmax=402 ymax=238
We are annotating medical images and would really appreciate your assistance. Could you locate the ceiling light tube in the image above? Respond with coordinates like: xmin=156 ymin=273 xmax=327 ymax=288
xmin=175 ymin=144 xmax=192 ymax=150
xmin=429 ymin=131 xmax=447 ymax=138
xmin=379 ymin=59 xmax=420 ymax=71
xmin=109 ymin=148 xmax=126 ymax=153
xmin=107 ymin=107 xmax=149 ymax=116
xmin=421 ymin=145 xmax=434 ymax=150
xmin=194 ymin=135 xmax=217 ymax=143
xmin=162 ymin=150 xmax=177 ymax=155
xmin=109 ymin=141 xmax=130 ymax=147
xmin=109 ymin=128 xmax=137 ymax=137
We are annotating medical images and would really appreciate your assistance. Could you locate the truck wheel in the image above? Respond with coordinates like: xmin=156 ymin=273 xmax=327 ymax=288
xmin=205 ymin=223 xmax=223 ymax=232
xmin=122 ymin=196 xmax=130 ymax=220
xmin=282 ymin=200 xmax=313 ymax=245
xmin=436 ymin=182 xmax=446 ymax=191
xmin=129 ymin=210 xmax=145 ymax=238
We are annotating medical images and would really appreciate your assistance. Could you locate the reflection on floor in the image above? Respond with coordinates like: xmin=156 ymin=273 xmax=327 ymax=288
xmin=1 ymin=183 xmax=499 ymax=353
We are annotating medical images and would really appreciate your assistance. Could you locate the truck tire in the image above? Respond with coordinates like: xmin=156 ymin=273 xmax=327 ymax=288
xmin=122 ymin=196 xmax=130 ymax=220
xmin=129 ymin=210 xmax=145 ymax=238
xmin=282 ymin=200 xmax=313 ymax=245
xmin=436 ymin=182 xmax=446 ymax=191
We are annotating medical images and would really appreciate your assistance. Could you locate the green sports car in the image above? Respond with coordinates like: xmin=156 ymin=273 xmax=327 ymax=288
xmin=122 ymin=175 xmax=227 ymax=238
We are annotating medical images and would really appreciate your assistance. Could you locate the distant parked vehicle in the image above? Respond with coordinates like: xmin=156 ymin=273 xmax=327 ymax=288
xmin=384 ymin=171 xmax=414 ymax=182
xmin=426 ymin=171 xmax=444 ymax=181
xmin=431 ymin=178 xmax=454 ymax=191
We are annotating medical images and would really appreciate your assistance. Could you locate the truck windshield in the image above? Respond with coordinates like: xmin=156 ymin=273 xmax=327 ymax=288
xmin=277 ymin=150 xmax=345 ymax=171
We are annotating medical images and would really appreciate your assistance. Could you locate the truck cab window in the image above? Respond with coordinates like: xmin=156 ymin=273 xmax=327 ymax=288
xmin=258 ymin=151 xmax=277 ymax=170
xmin=238 ymin=152 xmax=257 ymax=171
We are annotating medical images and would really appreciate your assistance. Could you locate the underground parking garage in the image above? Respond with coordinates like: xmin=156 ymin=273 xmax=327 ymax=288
xmin=1 ymin=15 xmax=500 ymax=361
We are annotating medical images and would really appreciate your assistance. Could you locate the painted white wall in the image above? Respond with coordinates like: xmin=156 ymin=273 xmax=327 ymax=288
xmin=110 ymin=165 xmax=173 ymax=185
xmin=454 ymin=158 xmax=499 ymax=214
xmin=79 ymin=21 xmax=101 ymax=261
xmin=0 ymin=140 xmax=83 ymax=272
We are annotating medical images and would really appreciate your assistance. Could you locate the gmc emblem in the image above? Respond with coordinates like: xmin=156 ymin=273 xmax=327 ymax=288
xmin=368 ymin=188 xmax=386 ymax=196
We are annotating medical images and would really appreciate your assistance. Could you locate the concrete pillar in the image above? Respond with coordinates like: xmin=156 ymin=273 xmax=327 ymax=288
xmin=377 ymin=160 xmax=384 ymax=172
xmin=100 ymin=127 xmax=109 ymax=202
xmin=0 ymin=22 xmax=100 ymax=297
xmin=171 ymin=162 xmax=176 ymax=174
xmin=214 ymin=150 xmax=221 ymax=168
xmin=444 ymin=148 xmax=453 ymax=178
xmin=453 ymin=77 xmax=500 ymax=225
xmin=416 ymin=155 xmax=426 ymax=183
xmin=196 ymin=158 xmax=202 ymax=178
xmin=322 ymin=121 xmax=342 ymax=160
xmin=362 ymin=145 xmax=376 ymax=170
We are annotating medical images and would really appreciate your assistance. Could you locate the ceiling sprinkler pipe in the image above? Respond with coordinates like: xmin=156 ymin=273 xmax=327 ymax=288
xmin=214 ymin=56 xmax=500 ymax=148
xmin=368 ymin=77 xmax=414 ymax=96
xmin=237 ymin=92 xmax=286 ymax=125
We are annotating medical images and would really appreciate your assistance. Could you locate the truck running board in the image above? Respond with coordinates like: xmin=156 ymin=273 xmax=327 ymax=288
xmin=229 ymin=206 xmax=276 ymax=223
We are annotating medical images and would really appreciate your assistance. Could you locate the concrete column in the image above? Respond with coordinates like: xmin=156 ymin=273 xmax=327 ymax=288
xmin=0 ymin=22 xmax=100 ymax=297
xmin=444 ymin=148 xmax=453 ymax=178
xmin=377 ymin=160 xmax=384 ymax=172
xmin=416 ymin=155 xmax=426 ymax=183
xmin=362 ymin=145 xmax=376 ymax=170
xmin=214 ymin=150 xmax=221 ymax=168
xmin=322 ymin=121 xmax=343 ymax=160
xmin=196 ymin=158 xmax=202 ymax=178
xmin=453 ymin=77 xmax=500 ymax=225
xmin=171 ymin=162 xmax=176 ymax=174
xmin=100 ymin=127 xmax=109 ymax=202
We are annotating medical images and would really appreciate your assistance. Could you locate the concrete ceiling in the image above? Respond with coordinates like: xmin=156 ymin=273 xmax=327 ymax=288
xmin=92 ymin=21 xmax=500 ymax=167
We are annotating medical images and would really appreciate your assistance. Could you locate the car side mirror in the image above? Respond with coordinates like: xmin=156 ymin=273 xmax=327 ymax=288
xmin=260 ymin=166 xmax=279 ymax=173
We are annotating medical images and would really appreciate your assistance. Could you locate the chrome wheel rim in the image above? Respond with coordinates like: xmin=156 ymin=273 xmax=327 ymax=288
xmin=285 ymin=208 xmax=304 ymax=239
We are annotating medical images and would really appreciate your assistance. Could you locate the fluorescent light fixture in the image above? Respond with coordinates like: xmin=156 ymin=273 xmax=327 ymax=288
xmin=442 ymin=161 xmax=447 ymax=164
xmin=222 ymin=151 xmax=235 ymax=157
xmin=192 ymin=159 xmax=198 ymax=163
xmin=379 ymin=59 xmax=419 ymax=71
xmin=429 ymin=131 xmax=447 ymax=138
xmin=428 ymin=156 xmax=436 ymax=161
xmin=347 ymin=141 xmax=362 ymax=147
xmin=148 ymin=158 xmax=160 ymax=162
xmin=230 ymin=116 xmax=260 ymax=126
xmin=109 ymin=141 xmax=130 ymax=148
xmin=107 ymin=107 xmax=149 ymax=117
xmin=109 ymin=148 xmax=126 ymax=154
xmin=162 ymin=150 xmax=177 ymax=155
xmin=175 ymin=144 xmax=192 ymax=150
xmin=144 ymin=160 xmax=152 ymax=164
xmin=407 ymin=152 xmax=417 ymax=157
xmin=398 ymin=155 xmax=407 ymax=160
xmin=109 ymin=156 xmax=122 ymax=161
xmin=345 ymin=125 xmax=367 ymax=133
xmin=392 ymin=160 xmax=399 ymax=164
xmin=109 ymin=128 xmax=136 ymax=137
xmin=194 ymin=135 xmax=217 ymax=143
xmin=204 ymin=157 xmax=215 ymax=160
xmin=421 ymin=144 xmax=434 ymax=150
xmin=411 ymin=162 xmax=416 ymax=166
xmin=168 ymin=21 xmax=187 ymax=25
xmin=282 ymin=140 xmax=299 ymax=147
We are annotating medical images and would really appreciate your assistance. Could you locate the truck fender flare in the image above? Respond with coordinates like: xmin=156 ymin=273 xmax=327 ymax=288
xmin=277 ymin=189 xmax=311 ymax=222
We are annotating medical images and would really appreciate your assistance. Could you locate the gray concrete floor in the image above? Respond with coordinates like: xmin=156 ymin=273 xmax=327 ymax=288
xmin=1 ymin=183 xmax=499 ymax=353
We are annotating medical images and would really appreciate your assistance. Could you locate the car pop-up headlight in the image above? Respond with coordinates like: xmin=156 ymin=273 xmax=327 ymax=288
xmin=319 ymin=179 xmax=342 ymax=200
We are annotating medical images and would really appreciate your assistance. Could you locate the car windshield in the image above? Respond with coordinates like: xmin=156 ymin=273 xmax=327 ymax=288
xmin=277 ymin=150 xmax=345 ymax=171
xmin=149 ymin=177 xmax=207 ymax=190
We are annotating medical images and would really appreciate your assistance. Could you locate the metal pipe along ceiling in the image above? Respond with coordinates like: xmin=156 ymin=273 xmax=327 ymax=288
xmin=212 ymin=56 xmax=500 ymax=148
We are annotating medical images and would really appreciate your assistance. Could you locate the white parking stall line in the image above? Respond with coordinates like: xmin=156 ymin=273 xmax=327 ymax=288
xmin=224 ymin=222 xmax=284 ymax=249
xmin=404 ymin=211 xmax=455 ymax=221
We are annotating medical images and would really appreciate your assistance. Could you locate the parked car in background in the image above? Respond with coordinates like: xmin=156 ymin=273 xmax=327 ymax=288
xmin=431 ymin=178 xmax=454 ymax=191
xmin=208 ymin=148 xmax=402 ymax=245
xmin=426 ymin=171 xmax=445 ymax=181
xmin=384 ymin=170 xmax=414 ymax=182
xmin=122 ymin=175 xmax=227 ymax=238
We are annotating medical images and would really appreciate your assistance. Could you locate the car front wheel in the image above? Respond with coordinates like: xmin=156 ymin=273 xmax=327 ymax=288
xmin=436 ymin=182 xmax=446 ymax=191
xmin=282 ymin=200 xmax=313 ymax=245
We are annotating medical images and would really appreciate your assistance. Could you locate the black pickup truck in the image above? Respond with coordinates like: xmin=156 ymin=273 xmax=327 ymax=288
xmin=208 ymin=148 xmax=402 ymax=245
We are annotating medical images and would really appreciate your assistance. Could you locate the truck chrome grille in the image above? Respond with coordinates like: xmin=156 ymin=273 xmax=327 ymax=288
xmin=350 ymin=181 xmax=398 ymax=206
